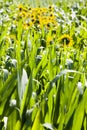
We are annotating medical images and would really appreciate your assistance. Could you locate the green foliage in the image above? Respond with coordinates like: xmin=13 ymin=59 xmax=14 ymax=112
xmin=0 ymin=0 xmax=87 ymax=130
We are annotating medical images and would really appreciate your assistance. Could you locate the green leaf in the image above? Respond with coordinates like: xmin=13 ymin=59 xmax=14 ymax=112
xmin=20 ymin=72 xmax=32 ymax=119
xmin=46 ymin=69 xmax=82 ymax=95
xmin=7 ymin=110 xmax=19 ymax=130
xmin=19 ymin=69 xmax=28 ymax=103
xmin=14 ymin=120 xmax=21 ymax=130
xmin=72 ymin=97 xmax=85 ymax=130
xmin=0 ymin=71 xmax=17 ymax=103
xmin=32 ymin=109 xmax=41 ymax=130
xmin=83 ymin=116 xmax=86 ymax=130
xmin=64 ymin=89 xmax=79 ymax=130
xmin=52 ymin=77 xmax=63 ymax=126
xmin=0 ymin=77 xmax=3 ymax=95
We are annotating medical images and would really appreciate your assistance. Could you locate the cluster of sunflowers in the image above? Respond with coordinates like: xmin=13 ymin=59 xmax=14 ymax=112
xmin=17 ymin=4 xmax=58 ymax=30
xmin=3 ymin=3 xmax=73 ymax=47
xmin=16 ymin=4 xmax=73 ymax=46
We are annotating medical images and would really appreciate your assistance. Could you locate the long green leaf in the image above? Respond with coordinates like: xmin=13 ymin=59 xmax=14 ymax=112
xmin=20 ymin=71 xmax=32 ymax=119
xmin=72 ymin=88 xmax=87 ymax=130
xmin=32 ymin=109 xmax=41 ymax=130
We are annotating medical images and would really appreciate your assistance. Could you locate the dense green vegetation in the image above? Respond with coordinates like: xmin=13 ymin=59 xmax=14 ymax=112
xmin=0 ymin=0 xmax=87 ymax=129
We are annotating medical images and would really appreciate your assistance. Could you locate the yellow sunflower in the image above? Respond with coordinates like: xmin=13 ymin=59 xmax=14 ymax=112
xmin=18 ymin=4 xmax=28 ymax=12
xmin=23 ymin=21 xmax=33 ymax=29
xmin=58 ymin=34 xmax=73 ymax=47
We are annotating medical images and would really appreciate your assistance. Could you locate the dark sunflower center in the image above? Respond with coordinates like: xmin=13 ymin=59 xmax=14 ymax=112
xmin=62 ymin=38 xmax=70 ymax=45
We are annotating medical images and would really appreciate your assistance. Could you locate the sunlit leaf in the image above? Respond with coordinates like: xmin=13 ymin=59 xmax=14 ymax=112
xmin=32 ymin=109 xmax=41 ymax=130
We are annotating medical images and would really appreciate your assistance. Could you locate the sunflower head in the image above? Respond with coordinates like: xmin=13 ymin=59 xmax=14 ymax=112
xmin=48 ymin=5 xmax=54 ymax=11
xmin=58 ymin=34 xmax=73 ymax=47
xmin=18 ymin=4 xmax=23 ymax=11
xmin=18 ymin=4 xmax=27 ymax=12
